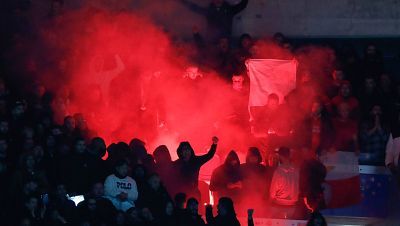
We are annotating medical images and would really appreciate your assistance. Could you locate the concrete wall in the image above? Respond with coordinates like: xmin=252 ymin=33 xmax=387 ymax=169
xmin=232 ymin=0 xmax=400 ymax=37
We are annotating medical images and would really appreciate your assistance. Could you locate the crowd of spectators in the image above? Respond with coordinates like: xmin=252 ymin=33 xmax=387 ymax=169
xmin=1 ymin=0 xmax=400 ymax=226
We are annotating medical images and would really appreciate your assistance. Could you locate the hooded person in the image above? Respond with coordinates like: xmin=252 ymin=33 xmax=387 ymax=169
xmin=210 ymin=150 xmax=243 ymax=203
xmin=240 ymin=147 xmax=269 ymax=204
xmin=104 ymin=160 xmax=138 ymax=212
xmin=173 ymin=136 xmax=219 ymax=200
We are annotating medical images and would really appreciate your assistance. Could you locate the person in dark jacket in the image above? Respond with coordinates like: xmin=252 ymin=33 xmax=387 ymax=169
xmin=206 ymin=197 xmax=240 ymax=226
xmin=137 ymin=173 xmax=171 ymax=219
xmin=181 ymin=198 xmax=206 ymax=226
xmin=240 ymin=147 xmax=269 ymax=207
xmin=181 ymin=0 xmax=249 ymax=42
xmin=173 ymin=136 xmax=219 ymax=200
xmin=210 ymin=150 xmax=243 ymax=203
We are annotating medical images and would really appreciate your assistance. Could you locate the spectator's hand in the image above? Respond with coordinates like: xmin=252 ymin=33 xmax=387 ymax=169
xmin=212 ymin=136 xmax=219 ymax=144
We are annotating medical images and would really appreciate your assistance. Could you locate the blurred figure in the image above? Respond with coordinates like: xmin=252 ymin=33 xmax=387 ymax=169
xmin=137 ymin=173 xmax=171 ymax=219
xmin=332 ymin=103 xmax=359 ymax=154
xmin=359 ymin=105 xmax=389 ymax=165
xmin=210 ymin=150 xmax=243 ymax=203
xmin=269 ymin=147 xmax=300 ymax=219
xmin=386 ymin=110 xmax=400 ymax=184
xmin=181 ymin=198 xmax=206 ymax=226
xmin=104 ymin=160 xmax=138 ymax=211
xmin=306 ymin=211 xmax=327 ymax=226
xmin=331 ymin=80 xmax=359 ymax=119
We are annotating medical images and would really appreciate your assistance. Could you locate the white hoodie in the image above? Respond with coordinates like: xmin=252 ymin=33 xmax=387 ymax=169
xmin=270 ymin=165 xmax=300 ymax=206
xmin=386 ymin=133 xmax=400 ymax=167
xmin=104 ymin=174 xmax=138 ymax=211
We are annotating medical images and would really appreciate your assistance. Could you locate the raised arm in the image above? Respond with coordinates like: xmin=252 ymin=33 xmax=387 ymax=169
xmin=181 ymin=0 xmax=208 ymax=15
xmin=198 ymin=136 xmax=219 ymax=166
xmin=230 ymin=0 xmax=249 ymax=15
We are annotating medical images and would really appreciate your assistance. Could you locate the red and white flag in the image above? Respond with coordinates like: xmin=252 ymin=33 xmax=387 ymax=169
xmin=320 ymin=151 xmax=362 ymax=208
xmin=246 ymin=59 xmax=297 ymax=108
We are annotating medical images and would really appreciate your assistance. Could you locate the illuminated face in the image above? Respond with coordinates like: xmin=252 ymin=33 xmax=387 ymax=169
xmin=232 ymin=75 xmax=244 ymax=91
xmin=92 ymin=183 xmax=104 ymax=197
xmin=333 ymin=70 xmax=345 ymax=81
xmin=116 ymin=164 xmax=129 ymax=178
xmin=165 ymin=202 xmax=174 ymax=216
xmin=75 ymin=140 xmax=86 ymax=154
xmin=184 ymin=67 xmax=202 ymax=80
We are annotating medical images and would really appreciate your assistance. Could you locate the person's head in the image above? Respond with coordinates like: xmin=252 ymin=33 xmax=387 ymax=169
xmin=365 ymin=44 xmax=378 ymax=58
xmin=73 ymin=113 xmax=88 ymax=130
xmin=212 ymin=0 xmax=224 ymax=7
xmin=91 ymin=182 xmax=105 ymax=197
xmin=246 ymin=147 xmax=262 ymax=164
xmin=141 ymin=208 xmax=154 ymax=221
xmin=147 ymin=173 xmax=161 ymax=191
xmin=332 ymin=69 xmax=345 ymax=81
xmin=174 ymin=193 xmax=187 ymax=209
xmin=50 ymin=0 xmax=64 ymax=15
xmin=186 ymin=198 xmax=199 ymax=215
xmin=177 ymin=141 xmax=194 ymax=162
xmin=23 ymin=180 xmax=38 ymax=195
xmin=89 ymin=137 xmax=106 ymax=157
xmin=380 ymin=73 xmax=392 ymax=91
xmin=224 ymin=150 xmax=240 ymax=168
xmin=74 ymin=137 xmax=86 ymax=154
xmin=338 ymin=102 xmax=350 ymax=120
xmin=370 ymin=104 xmax=382 ymax=117
xmin=306 ymin=211 xmax=327 ymax=226
xmin=114 ymin=160 xmax=129 ymax=178
xmin=24 ymin=196 xmax=39 ymax=211
xmin=311 ymin=100 xmax=323 ymax=117
xmin=165 ymin=201 xmax=174 ymax=216
xmin=239 ymin=33 xmax=253 ymax=50
xmin=12 ymin=101 xmax=25 ymax=118
xmin=63 ymin=116 xmax=75 ymax=131
xmin=218 ymin=37 xmax=230 ymax=52
xmin=364 ymin=76 xmax=376 ymax=93
xmin=267 ymin=152 xmax=279 ymax=168
xmin=339 ymin=81 xmax=352 ymax=98
xmin=217 ymin=197 xmax=235 ymax=217
xmin=23 ymin=153 xmax=36 ymax=170
xmin=267 ymin=93 xmax=279 ymax=110
xmin=153 ymin=145 xmax=172 ymax=164
xmin=272 ymin=32 xmax=285 ymax=45
xmin=232 ymin=74 xmax=244 ymax=91
xmin=278 ymin=146 xmax=291 ymax=165
xmin=132 ymin=164 xmax=146 ymax=181
xmin=86 ymin=196 xmax=97 ymax=211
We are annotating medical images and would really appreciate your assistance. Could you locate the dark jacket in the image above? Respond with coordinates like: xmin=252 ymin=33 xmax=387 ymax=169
xmin=210 ymin=151 xmax=242 ymax=201
xmin=173 ymin=143 xmax=217 ymax=197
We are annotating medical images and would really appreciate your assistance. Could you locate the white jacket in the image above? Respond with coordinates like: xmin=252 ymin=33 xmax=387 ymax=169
xmin=269 ymin=165 xmax=300 ymax=206
xmin=104 ymin=174 xmax=138 ymax=211
xmin=385 ymin=134 xmax=400 ymax=167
